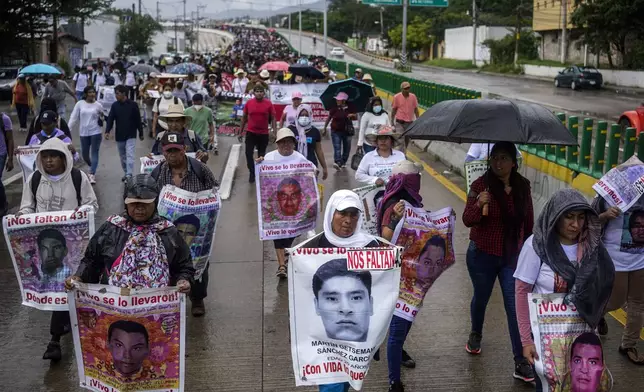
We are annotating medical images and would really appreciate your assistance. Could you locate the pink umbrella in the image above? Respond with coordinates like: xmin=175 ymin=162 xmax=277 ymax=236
xmin=259 ymin=61 xmax=290 ymax=72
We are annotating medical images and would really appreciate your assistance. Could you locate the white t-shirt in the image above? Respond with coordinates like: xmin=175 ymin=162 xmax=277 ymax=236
xmin=358 ymin=112 xmax=390 ymax=146
xmin=73 ymin=73 xmax=89 ymax=92
xmin=514 ymin=235 xmax=578 ymax=294
xmin=232 ymin=78 xmax=249 ymax=94
xmin=152 ymin=96 xmax=185 ymax=130
xmin=466 ymin=143 xmax=522 ymax=162
xmin=263 ymin=150 xmax=306 ymax=164
xmin=68 ymin=100 xmax=104 ymax=137
xmin=601 ymin=211 xmax=644 ymax=272
xmin=282 ymin=105 xmax=300 ymax=128
xmin=93 ymin=73 xmax=107 ymax=88
xmin=125 ymin=71 xmax=136 ymax=86
xmin=355 ymin=149 xmax=406 ymax=185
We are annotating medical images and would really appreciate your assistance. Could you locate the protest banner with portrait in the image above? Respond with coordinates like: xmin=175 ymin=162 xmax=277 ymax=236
xmin=139 ymin=153 xmax=196 ymax=174
xmin=391 ymin=204 xmax=456 ymax=322
xmin=529 ymin=293 xmax=613 ymax=392
xmin=352 ymin=184 xmax=385 ymax=236
xmin=255 ymin=156 xmax=319 ymax=240
xmin=69 ymin=283 xmax=186 ymax=392
xmin=287 ymin=242 xmax=402 ymax=390
xmin=465 ymin=160 xmax=487 ymax=195
xmin=17 ymin=145 xmax=40 ymax=182
xmin=593 ymin=155 xmax=644 ymax=212
xmin=157 ymin=185 xmax=220 ymax=280
xmin=3 ymin=209 xmax=94 ymax=311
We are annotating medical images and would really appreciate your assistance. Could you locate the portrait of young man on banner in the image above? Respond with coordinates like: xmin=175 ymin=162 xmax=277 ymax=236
xmin=620 ymin=210 xmax=644 ymax=253
xmin=560 ymin=332 xmax=611 ymax=392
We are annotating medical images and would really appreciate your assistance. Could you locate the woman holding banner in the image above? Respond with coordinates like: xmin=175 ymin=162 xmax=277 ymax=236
xmin=462 ymin=142 xmax=535 ymax=382
xmin=355 ymin=126 xmax=405 ymax=186
xmin=376 ymin=160 xmax=424 ymax=391
xmin=357 ymin=96 xmax=390 ymax=154
xmin=301 ymin=189 xmax=383 ymax=392
xmin=255 ymin=128 xmax=310 ymax=279
xmin=65 ymin=174 xmax=194 ymax=297
xmin=514 ymin=189 xmax=615 ymax=390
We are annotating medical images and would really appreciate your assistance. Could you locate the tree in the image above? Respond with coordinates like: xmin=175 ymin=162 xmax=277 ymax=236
xmin=113 ymin=11 xmax=163 ymax=56
xmin=1 ymin=1 xmax=52 ymax=62
xmin=571 ymin=0 xmax=644 ymax=69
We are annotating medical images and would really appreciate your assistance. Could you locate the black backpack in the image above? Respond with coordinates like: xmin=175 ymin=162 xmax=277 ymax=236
xmin=31 ymin=168 xmax=83 ymax=207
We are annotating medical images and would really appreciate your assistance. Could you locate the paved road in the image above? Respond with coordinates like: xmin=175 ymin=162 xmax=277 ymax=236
xmin=280 ymin=29 xmax=642 ymax=121
xmin=0 ymin=98 xmax=642 ymax=390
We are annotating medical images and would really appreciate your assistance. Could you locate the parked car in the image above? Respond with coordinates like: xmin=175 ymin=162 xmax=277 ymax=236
xmin=330 ymin=47 xmax=345 ymax=58
xmin=0 ymin=66 xmax=20 ymax=101
xmin=554 ymin=65 xmax=603 ymax=90
xmin=619 ymin=104 xmax=644 ymax=135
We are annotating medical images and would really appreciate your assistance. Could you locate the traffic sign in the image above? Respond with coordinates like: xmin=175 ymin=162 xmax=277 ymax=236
xmin=362 ymin=0 xmax=402 ymax=5
xmin=410 ymin=0 xmax=449 ymax=6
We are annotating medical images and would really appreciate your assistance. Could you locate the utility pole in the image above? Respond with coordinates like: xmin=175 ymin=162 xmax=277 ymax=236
xmin=138 ymin=0 xmax=142 ymax=15
xmin=289 ymin=12 xmax=292 ymax=42
xmin=323 ymin=0 xmax=328 ymax=58
xmin=196 ymin=4 xmax=207 ymax=53
xmin=156 ymin=1 xmax=160 ymax=22
xmin=174 ymin=18 xmax=178 ymax=52
xmin=513 ymin=0 xmax=522 ymax=66
xmin=298 ymin=0 xmax=302 ymax=55
xmin=400 ymin=0 xmax=408 ymax=68
xmin=561 ymin=0 xmax=568 ymax=63
xmin=183 ymin=0 xmax=187 ymax=31
xmin=471 ymin=0 xmax=477 ymax=66
xmin=380 ymin=7 xmax=384 ymax=37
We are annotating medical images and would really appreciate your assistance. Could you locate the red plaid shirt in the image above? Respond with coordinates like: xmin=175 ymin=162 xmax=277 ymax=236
xmin=462 ymin=176 xmax=534 ymax=258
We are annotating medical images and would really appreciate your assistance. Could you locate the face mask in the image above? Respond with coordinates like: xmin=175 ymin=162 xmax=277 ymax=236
xmin=193 ymin=105 xmax=203 ymax=110
xmin=163 ymin=91 xmax=172 ymax=99
xmin=373 ymin=105 xmax=382 ymax=113
xmin=298 ymin=117 xmax=311 ymax=126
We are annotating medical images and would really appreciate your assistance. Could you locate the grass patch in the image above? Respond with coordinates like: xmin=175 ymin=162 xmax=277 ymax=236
xmin=518 ymin=59 xmax=570 ymax=67
xmin=422 ymin=58 xmax=478 ymax=70
xmin=480 ymin=63 xmax=524 ymax=74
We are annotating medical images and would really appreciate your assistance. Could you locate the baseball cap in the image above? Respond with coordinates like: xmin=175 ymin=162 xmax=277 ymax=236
xmin=401 ymin=81 xmax=411 ymax=89
xmin=41 ymin=110 xmax=58 ymax=125
xmin=275 ymin=128 xmax=296 ymax=143
xmin=291 ymin=91 xmax=303 ymax=100
xmin=124 ymin=174 xmax=159 ymax=204
xmin=192 ymin=93 xmax=204 ymax=102
xmin=355 ymin=68 xmax=363 ymax=73
xmin=161 ymin=132 xmax=185 ymax=151
xmin=336 ymin=196 xmax=363 ymax=212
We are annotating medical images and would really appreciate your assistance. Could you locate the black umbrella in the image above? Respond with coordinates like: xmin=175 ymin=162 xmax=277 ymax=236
xmin=319 ymin=79 xmax=375 ymax=112
xmin=288 ymin=63 xmax=325 ymax=80
xmin=127 ymin=63 xmax=159 ymax=74
xmin=403 ymin=99 xmax=577 ymax=145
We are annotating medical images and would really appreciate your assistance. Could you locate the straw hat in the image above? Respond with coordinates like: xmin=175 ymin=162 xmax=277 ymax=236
xmin=275 ymin=127 xmax=296 ymax=143
xmin=159 ymin=104 xmax=190 ymax=123
xmin=259 ymin=69 xmax=270 ymax=79
xmin=235 ymin=69 xmax=246 ymax=76
xmin=365 ymin=125 xmax=402 ymax=146
xmin=363 ymin=73 xmax=373 ymax=81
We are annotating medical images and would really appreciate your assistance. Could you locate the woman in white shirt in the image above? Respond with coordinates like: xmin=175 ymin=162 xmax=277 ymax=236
xmin=280 ymin=92 xmax=303 ymax=128
xmin=358 ymin=96 xmax=390 ymax=154
xmin=355 ymin=125 xmax=405 ymax=186
xmin=152 ymin=84 xmax=185 ymax=136
xmin=125 ymin=70 xmax=137 ymax=100
xmin=514 ymin=189 xmax=615 ymax=391
xmin=594 ymin=195 xmax=644 ymax=364
xmin=232 ymin=69 xmax=249 ymax=95
xmin=67 ymin=86 xmax=104 ymax=184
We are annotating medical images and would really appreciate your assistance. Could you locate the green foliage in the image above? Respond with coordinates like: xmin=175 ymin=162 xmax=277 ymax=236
xmin=423 ymin=58 xmax=478 ymax=69
xmin=571 ymin=0 xmax=644 ymax=69
xmin=57 ymin=58 xmax=72 ymax=76
xmin=480 ymin=63 xmax=523 ymax=74
xmin=114 ymin=11 xmax=162 ymax=56
xmin=483 ymin=31 xmax=538 ymax=65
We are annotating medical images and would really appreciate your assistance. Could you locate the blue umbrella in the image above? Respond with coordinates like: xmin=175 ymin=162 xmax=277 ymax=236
xmin=167 ymin=62 xmax=205 ymax=75
xmin=19 ymin=63 xmax=62 ymax=75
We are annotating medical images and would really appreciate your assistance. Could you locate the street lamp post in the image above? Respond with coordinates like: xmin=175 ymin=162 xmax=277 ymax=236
xmin=401 ymin=0 xmax=408 ymax=67
xmin=323 ymin=0 xmax=328 ymax=58
xmin=298 ymin=0 xmax=302 ymax=54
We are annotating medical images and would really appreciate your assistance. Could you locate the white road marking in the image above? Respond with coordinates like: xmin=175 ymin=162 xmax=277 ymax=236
xmin=3 ymin=173 xmax=22 ymax=186
xmin=220 ymin=143 xmax=241 ymax=200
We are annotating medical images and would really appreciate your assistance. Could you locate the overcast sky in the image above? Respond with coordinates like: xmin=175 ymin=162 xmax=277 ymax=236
xmin=111 ymin=0 xmax=322 ymax=18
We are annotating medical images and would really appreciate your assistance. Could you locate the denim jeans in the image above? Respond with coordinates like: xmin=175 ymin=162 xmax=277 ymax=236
xmin=387 ymin=315 xmax=413 ymax=383
xmin=319 ymin=383 xmax=350 ymax=392
xmin=0 ymin=153 xmax=6 ymax=216
xmin=331 ymin=131 xmax=351 ymax=166
xmin=15 ymin=103 xmax=29 ymax=128
xmin=116 ymin=138 xmax=136 ymax=176
xmin=362 ymin=143 xmax=375 ymax=153
xmin=80 ymin=133 xmax=102 ymax=174
xmin=465 ymin=241 xmax=523 ymax=361
xmin=57 ymin=103 xmax=66 ymax=119
xmin=75 ymin=90 xmax=84 ymax=101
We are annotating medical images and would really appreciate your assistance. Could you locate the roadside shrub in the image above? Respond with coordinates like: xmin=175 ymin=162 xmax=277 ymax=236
xmin=483 ymin=31 xmax=539 ymax=65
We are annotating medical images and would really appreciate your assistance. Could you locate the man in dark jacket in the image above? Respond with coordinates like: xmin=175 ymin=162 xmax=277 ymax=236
xmin=106 ymin=85 xmax=144 ymax=182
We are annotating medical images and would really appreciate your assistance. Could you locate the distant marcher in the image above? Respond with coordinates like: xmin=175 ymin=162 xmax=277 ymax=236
xmin=358 ymin=96 xmax=390 ymax=154
xmin=324 ymin=92 xmax=356 ymax=171
xmin=106 ymin=85 xmax=144 ymax=182
xmin=12 ymin=74 xmax=36 ymax=132
xmin=390 ymin=82 xmax=419 ymax=132
xmin=42 ymin=76 xmax=77 ymax=119
xmin=240 ymin=85 xmax=277 ymax=183
xmin=184 ymin=93 xmax=217 ymax=154
xmin=68 ymin=86 xmax=104 ymax=184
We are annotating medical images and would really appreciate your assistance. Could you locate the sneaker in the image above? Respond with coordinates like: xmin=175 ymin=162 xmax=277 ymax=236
xmin=121 ymin=176 xmax=127 ymax=183
xmin=388 ymin=380 xmax=404 ymax=392
xmin=597 ymin=316 xmax=608 ymax=336
xmin=333 ymin=163 xmax=341 ymax=171
xmin=513 ymin=358 xmax=535 ymax=382
xmin=43 ymin=341 xmax=62 ymax=361
xmin=88 ymin=174 xmax=96 ymax=184
xmin=341 ymin=164 xmax=347 ymax=169
xmin=401 ymin=349 xmax=416 ymax=368
xmin=191 ymin=299 xmax=206 ymax=317
xmin=465 ymin=331 xmax=482 ymax=354
xmin=213 ymin=147 xmax=219 ymax=156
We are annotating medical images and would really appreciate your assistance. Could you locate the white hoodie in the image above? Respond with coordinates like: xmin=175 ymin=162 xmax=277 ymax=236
xmin=19 ymin=137 xmax=99 ymax=215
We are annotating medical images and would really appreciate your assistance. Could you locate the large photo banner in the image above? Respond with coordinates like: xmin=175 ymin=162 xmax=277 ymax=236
xmin=17 ymin=145 xmax=40 ymax=182
xmin=3 ymin=209 xmax=94 ymax=311
xmin=69 ymin=284 xmax=186 ymax=392
xmin=269 ymin=84 xmax=332 ymax=128
xmin=528 ymin=293 xmax=613 ymax=392
xmin=593 ymin=155 xmax=644 ymax=212
xmin=352 ymin=184 xmax=385 ymax=236
xmin=391 ymin=204 xmax=455 ymax=322
xmin=157 ymin=185 xmax=220 ymax=279
xmin=255 ymin=157 xmax=319 ymax=240
xmin=139 ymin=153 xmax=196 ymax=174
xmin=287 ymin=244 xmax=402 ymax=390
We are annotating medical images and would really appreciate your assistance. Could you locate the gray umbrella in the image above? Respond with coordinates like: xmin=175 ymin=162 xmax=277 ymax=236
xmin=127 ymin=63 xmax=159 ymax=74
xmin=403 ymin=99 xmax=577 ymax=145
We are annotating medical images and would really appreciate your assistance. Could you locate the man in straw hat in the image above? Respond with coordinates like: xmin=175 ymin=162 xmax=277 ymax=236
xmin=151 ymin=104 xmax=209 ymax=163
xmin=106 ymin=85 xmax=144 ymax=182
